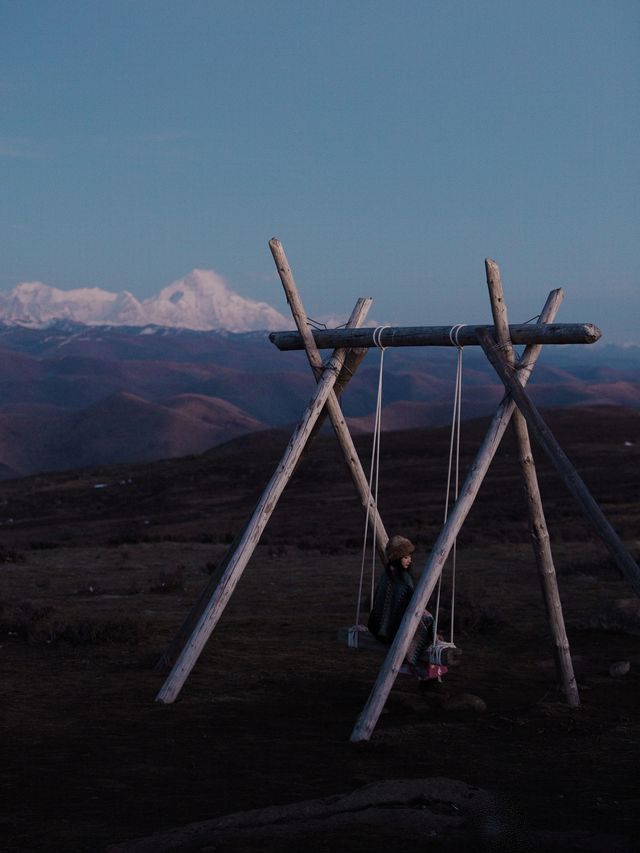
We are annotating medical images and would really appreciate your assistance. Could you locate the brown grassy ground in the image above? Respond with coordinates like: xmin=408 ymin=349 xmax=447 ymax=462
xmin=1 ymin=406 xmax=639 ymax=852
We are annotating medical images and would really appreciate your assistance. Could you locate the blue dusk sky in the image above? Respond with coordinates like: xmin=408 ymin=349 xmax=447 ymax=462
xmin=2 ymin=1 xmax=638 ymax=342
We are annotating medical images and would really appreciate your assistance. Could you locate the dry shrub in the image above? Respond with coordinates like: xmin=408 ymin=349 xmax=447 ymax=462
xmin=0 ymin=546 xmax=25 ymax=563
xmin=108 ymin=531 xmax=144 ymax=546
xmin=0 ymin=599 xmax=148 ymax=645
xmin=148 ymin=566 xmax=185 ymax=593
xmin=49 ymin=615 xmax=147 ymax=644
xmin=75 ymin=582 xmax=102 ymax=596
xmin=0 ymin=600 xmax=52 ymax=640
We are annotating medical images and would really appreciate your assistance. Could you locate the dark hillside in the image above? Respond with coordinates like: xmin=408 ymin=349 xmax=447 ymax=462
xmin=0 ymin=406 xmax=639 ymax=851
xmin=0 ymin=321 xmax=638 ymax=478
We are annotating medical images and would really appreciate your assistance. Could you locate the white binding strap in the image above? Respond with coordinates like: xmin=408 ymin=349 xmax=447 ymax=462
xmin=449 ymin=323 xmax=466 ymax=348
xmin=373 ymin=325 xmax=389 ymax=351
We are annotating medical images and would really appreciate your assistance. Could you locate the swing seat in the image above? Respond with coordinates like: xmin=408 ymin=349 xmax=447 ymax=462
xmin=338 ymin=625 xmax=461 ymax=680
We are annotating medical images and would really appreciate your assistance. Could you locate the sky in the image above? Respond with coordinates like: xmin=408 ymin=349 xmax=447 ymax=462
xmin=2 ymin=0 xmax=639 ymax=342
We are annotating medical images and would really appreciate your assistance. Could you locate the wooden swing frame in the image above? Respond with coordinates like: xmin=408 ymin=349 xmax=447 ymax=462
xmin=156 ymin=238 xmax=640 ymax=743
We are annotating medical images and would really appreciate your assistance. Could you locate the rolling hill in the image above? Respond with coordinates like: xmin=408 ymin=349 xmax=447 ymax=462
xmin=0 ymin=320 xmax=638 ymax=478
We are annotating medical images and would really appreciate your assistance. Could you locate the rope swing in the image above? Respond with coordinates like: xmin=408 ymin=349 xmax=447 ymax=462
xmin=433 ymin=324 xmax=466 ymax=647
xmin=350 ymin=326 xmax=389 ymax=648
xmin=350 ymin=323 xmax=466 ymax=665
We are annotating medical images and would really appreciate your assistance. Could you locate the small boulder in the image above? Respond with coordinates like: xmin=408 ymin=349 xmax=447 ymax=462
xmin=609 ymin=660 xmax=631 ymax=678
xmin=442 ymin=692 xmax=487 ymax=713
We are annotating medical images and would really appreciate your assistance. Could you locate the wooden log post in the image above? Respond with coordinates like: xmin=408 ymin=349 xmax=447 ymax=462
xmin=155 ymin=301 xmax=372 ymax=704
xmin=303 ymin=345 xmax=370 ymax=455
xmin=155 ymin=298 xmax=373 ymax=671
xmin=270 ymin=322 xmax=602 ymax=352
xmin=485 ymin=259 xmax=579 ymax=706
xmin=350 ymin=288 xmax=564 ymax=741
xmin=269 ymin=238 xmax=390 ymax=563
xmin=478 ymin=328 xmax=640 ymax=597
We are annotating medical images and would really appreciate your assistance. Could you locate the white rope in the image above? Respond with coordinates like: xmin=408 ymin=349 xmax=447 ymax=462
xmin=449 ymin=323 xmax=466 ymax=348
xmin=353 ymin=327 xmax=389 ymax=641
xmin=433 ymin=326 xmax=465 ymax=646
xmin=372 ymin=325 xmax=389 ymax=349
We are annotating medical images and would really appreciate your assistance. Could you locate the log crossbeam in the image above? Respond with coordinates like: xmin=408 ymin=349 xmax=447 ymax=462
xmin=270 ymin=322 xmax=601 ymax=352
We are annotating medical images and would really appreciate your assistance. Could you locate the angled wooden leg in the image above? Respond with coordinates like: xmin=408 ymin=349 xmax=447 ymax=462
xmin=155 ymin=298 xmax=373 ymax=672
xmin=155 ymin=301 xmax=372 ymax=703
xmin=270 ymin=238 xmax=390 ymax=561
xmin=350 ymin=289 xmax=563 ymax=742
xmin=485 ymin=259 xmax=579 ymax=706
xmin=478 ymin=328 xmax=640 ymax=597
xmin=304 ymin=345 xmax=369 ymax=449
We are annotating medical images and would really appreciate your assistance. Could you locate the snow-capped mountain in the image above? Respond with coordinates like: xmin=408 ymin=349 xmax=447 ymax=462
xmin=142 ymin=270 xmax=289 ymax=331
xmin=0 ymin=270 xmax=291 ymax=332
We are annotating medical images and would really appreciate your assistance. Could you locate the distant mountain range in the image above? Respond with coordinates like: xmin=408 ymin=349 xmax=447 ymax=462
xmin=0 ymin=319 xmax=638 ymax=479
xmin=0 ymin=270 xmax=290 ymax=332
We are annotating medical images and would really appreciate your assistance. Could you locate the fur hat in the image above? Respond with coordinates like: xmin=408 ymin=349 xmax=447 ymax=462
xmin=385 ymin=535 xmax=415 ymax=563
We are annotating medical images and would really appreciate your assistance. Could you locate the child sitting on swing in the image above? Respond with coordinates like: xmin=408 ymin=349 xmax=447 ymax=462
xmin=368 ymin=535 xmax=436 ymax=669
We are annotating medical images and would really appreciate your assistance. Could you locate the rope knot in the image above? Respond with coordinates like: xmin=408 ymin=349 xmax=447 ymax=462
xmin=449 ymin=324 xmax=466 ymax=348
xmin=372 ymin=325 xmax=389 ymax=351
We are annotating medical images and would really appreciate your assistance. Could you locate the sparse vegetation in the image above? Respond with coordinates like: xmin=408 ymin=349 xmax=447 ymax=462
xmin=0 ymin=598 xmax=148 ymax=644
xmin=148 ymin=566 xmax=186 ymax=593
xmin=28 ymin=540 xmax=58 ymax=550
xmin=0 ymin=545 xmax=25 ymax=563
xmin=0 ymin=408 xmax=638 ymax=852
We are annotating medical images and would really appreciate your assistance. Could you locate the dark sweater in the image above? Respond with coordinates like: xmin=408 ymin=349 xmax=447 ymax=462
xmin=368 ymin=563 xmax=433 ymax=665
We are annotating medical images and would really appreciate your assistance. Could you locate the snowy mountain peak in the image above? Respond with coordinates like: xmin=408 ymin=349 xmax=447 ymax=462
xmin=1 ymin=281 xmax=120 ymax=325
xmin=0 ymin=271 xmax=291 ymax=332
